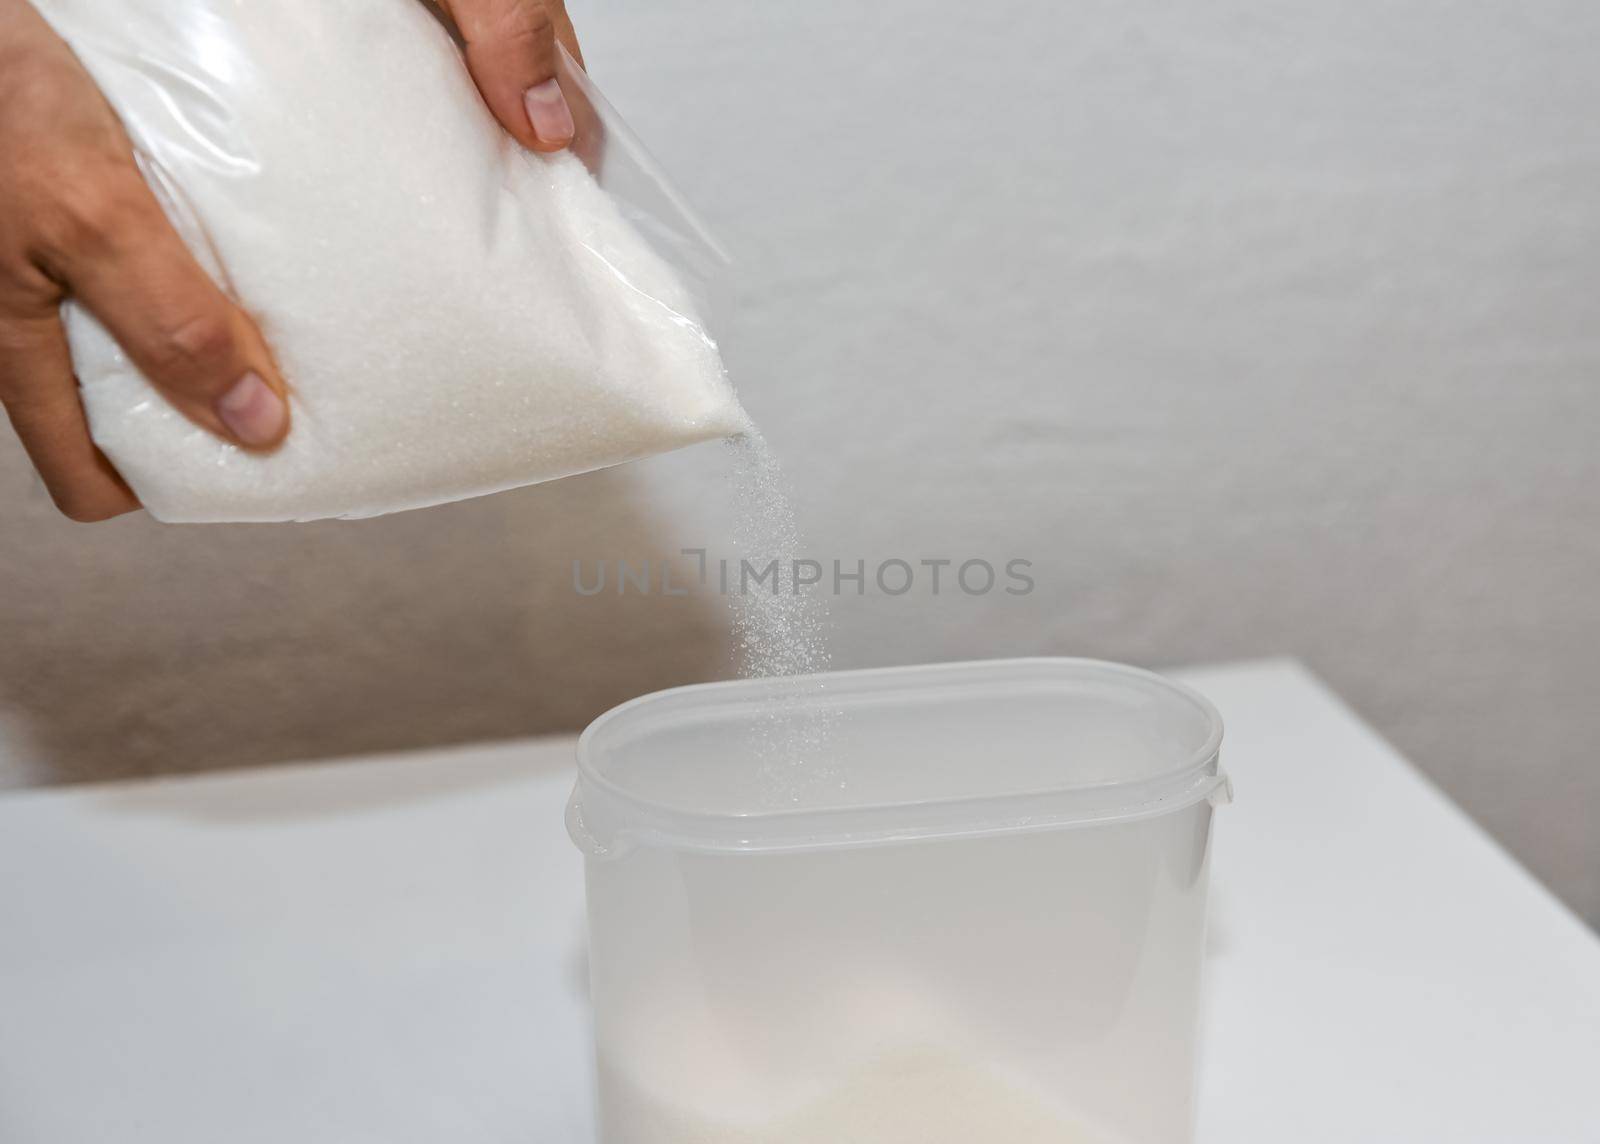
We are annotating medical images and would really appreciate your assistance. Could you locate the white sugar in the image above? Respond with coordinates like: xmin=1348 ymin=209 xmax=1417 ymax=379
xmin=602 ymin=1049 xmax=1121 ymax=1144
xmin=724 ymin=432 xmax=838 ymax=799
xmin=725 ymin=432 xmax=831 ymax=681
xmin=38 ymin=0 xmax=746 ymax=522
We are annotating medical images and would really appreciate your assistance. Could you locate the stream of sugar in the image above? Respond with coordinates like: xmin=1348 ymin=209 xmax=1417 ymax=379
xmin=723 ymin=431 xmax=839 ymax=801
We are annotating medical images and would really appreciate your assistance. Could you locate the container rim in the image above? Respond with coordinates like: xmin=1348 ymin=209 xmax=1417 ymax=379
xmin=569 ymin=657 xmax=1227 ymax=858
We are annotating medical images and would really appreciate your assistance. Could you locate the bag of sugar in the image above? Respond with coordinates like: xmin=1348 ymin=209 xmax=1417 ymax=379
xmin=30 ymin=0 xmax=749 ymax=523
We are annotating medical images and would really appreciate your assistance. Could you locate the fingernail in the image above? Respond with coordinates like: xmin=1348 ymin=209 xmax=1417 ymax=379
xmin=216 ymin=372 xmax=287 ymax=447
xmin=524 ymin=78 xmax=575 ymax=147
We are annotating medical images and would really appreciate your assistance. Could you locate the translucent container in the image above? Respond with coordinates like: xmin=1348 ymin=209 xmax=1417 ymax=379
xmin=567 ymin=658 xmax=1229 ymax=1144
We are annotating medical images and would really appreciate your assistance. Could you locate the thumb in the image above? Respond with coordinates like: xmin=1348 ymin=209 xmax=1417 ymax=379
xmin=41 ymin=170 xmax=291 ymax=450
xmin=445 ymin=0 xmax=583 ymax=152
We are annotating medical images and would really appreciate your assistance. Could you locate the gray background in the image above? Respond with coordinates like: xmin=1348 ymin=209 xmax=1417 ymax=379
xmin=2 ymin=0 xmax=1596 ymax=925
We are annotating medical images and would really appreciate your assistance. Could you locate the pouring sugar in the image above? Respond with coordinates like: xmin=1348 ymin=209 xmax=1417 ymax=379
xmin=723 ymin=432 xmax=839 ymax=798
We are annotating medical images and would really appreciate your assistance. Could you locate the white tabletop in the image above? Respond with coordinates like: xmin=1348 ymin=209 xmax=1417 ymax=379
xmin=1 ymin=659 xmax=1596 ymax=1143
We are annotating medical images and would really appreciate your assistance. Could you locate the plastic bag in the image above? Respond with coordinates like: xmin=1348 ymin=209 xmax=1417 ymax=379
xmin=31 ymin=0 xmax=748 ymax=523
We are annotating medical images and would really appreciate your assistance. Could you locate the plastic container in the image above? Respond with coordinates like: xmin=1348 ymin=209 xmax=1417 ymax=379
xmin=567 ymin=658 xmax=1229 ymax=1144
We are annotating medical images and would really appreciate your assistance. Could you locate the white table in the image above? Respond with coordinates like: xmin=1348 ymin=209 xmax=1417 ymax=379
xmin=2 ymin=660 xmax=1597 ymax=1143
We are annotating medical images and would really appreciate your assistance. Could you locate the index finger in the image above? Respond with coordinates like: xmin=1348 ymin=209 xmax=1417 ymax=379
xmin=0 ymin=309 xmax=139 ymax=521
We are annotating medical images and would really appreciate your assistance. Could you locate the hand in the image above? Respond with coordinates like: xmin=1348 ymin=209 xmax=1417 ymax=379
xmin=0 ymin=0 xmax=583 ymax=522
xmin=434 ymin=0 xmax=586 ymax=153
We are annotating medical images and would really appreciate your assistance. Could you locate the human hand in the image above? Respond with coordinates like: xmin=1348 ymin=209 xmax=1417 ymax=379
xmin=432 ymin=0 xmax=586 ymax=153
xmin=0 ymin=0 xmax=583 ymax=522
xmin=0 ymin=0 xmax=293 ymax=520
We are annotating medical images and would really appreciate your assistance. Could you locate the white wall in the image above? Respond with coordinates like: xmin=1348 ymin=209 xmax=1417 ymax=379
xmin=588 ymin=0 xmax=1600 ymax=919
xmin=2 ymin=0 xmax=1597 ymax=923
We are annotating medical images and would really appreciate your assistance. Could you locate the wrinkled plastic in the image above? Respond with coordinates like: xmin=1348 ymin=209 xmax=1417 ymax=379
xmin=32 ymin=0 xmax=747 ymax=522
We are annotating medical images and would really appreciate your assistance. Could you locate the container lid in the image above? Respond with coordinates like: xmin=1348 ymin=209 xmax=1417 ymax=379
xmin=568 ymin=658 xmax=1227 ymax=858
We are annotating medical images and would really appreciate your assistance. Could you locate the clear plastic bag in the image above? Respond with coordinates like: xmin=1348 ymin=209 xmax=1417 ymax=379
xmin=31 ymin=0 xmax=747 ymax=523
